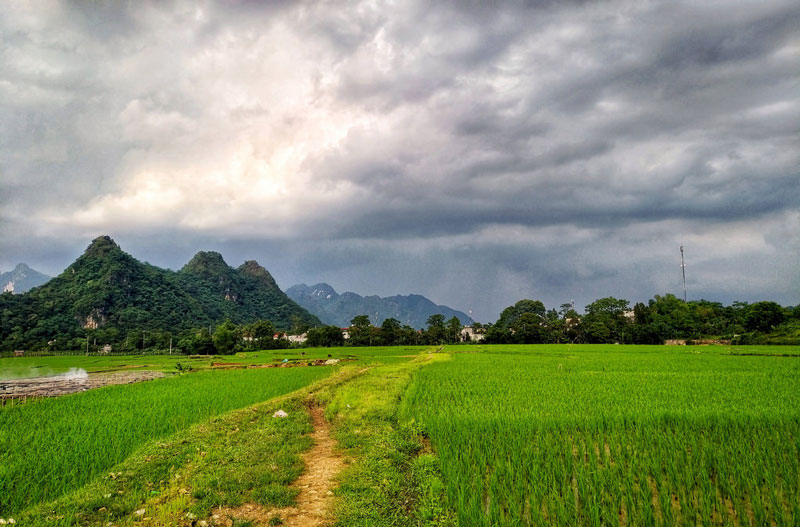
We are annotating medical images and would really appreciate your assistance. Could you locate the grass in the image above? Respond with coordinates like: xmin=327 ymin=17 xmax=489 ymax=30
xmin=402 ymin=344 xmax=800 ymax=526
xmin=315 ymin=351 xmax=456 ymax=527
xmin=11 ymin=366 xmax=366 ymax=526
xmin=6 ymin=343 xmax=798 ymax=526
xmin=0 ymin=366 xmax=332 ymax=515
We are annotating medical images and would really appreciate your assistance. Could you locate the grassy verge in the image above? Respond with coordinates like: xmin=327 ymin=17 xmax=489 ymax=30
xmin=316 ymin=351 xmax=456 ymax=527
xmin=13 ymin=366 xmax=365 ymax=526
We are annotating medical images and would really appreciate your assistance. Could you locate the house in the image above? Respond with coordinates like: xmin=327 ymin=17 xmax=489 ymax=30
xmin=341 ymin=328 xmax=350 ymax=340
xmin=14 ymin=350 xmax=24 ymax=357
xmin=460 ymin=326 xmax=485 ymax=342
xmin=287 ymin=333 xmax=308 ymax=344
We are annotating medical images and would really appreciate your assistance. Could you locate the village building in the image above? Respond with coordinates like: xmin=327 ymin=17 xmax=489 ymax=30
xmin=460 ymin=326 xmax=485 ymax=342
xmin=287 ymin=333 xmax=308 ymax=344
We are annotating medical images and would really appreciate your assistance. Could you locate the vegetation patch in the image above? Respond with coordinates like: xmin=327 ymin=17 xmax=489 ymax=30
xmin=9 ymin=366 xmax=364 ymax=526
xmin=402 ymin=345 xmax=800 ymax=526
xmin=0 ymin=366 xmax=331 ymax=515
xmin=318 ymin=352 xmax=456 ymax=526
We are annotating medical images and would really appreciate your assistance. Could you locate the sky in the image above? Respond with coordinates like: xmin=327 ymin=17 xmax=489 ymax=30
xmin=1 ymin=0 xmax=798 ymax=322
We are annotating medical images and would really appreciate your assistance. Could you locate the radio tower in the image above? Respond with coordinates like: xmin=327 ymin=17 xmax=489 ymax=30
xmin=680 ymin=246 xmax=687 ymax=302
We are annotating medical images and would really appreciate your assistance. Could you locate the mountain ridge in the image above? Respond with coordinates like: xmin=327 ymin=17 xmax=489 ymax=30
xmin=0 ymin=263 xmax=51 ymax=294
xmin=286 ymin=282 xmax=473 ymax=329
xmin=0 ymin=236 xmax=320 ymax=350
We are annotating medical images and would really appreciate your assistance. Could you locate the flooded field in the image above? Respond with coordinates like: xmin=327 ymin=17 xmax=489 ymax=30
xmin=0 ymin=369 xmax=165 ymax=401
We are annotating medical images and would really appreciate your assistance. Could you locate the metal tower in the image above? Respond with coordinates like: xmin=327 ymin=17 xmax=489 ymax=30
xmin=680 ymin=246 xmax=687 ymax=302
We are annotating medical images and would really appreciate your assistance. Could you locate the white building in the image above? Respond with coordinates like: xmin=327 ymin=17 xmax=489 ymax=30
xmin=460 ymin=326 xmax=485 ymax=342
xmin=287 ymin=333 xmax=308 ymax=344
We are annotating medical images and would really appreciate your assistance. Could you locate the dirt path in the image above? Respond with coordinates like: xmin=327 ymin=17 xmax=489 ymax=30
xmin=213 ymin=405 xmax=343 ymax=527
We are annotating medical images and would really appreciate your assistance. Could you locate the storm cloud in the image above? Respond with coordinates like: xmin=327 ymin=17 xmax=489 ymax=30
xmin=1 ymin=0 xmax=798 ymax=321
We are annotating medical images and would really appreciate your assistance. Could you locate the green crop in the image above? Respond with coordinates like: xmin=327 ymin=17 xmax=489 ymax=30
xmin=402 ymin=345 xmax=800 ymax=526
xmin=0 ymin=367 xmax=331 ymax=515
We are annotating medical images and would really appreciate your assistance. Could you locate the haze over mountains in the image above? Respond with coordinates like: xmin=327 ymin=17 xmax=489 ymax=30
xmin=287 ymin=283 xmax=473 ymax=330
xmin=0 ymin=236 xmax=319 ymax=349
xmin=0 ymin=264 xmax=50 ymax=294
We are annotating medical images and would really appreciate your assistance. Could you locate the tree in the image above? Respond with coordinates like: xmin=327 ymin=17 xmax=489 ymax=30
xmin=583 ymin=297 xmax=630 ymax=343
xmin=212 ymin=320 xmax=238 ymax=355
xmin=246 ymin=319 xmax=276 ymax=349
xmin=380 ymin=317 xmax=401 ymax=346
xmin=306 ymin=325 xmax=344 ymax=347
xmin=349 ymin=315 xmax=373 ymax=346
xmin=425 ymin=314 xmax=446 ymax=344
xmin=745 ymin=301 xmax=786 ymax=333
xmin=511 ymin=312 xmax=545 ymax=343
xmin=188 ymin=328 xmax=215 ymax=355
xmin=497 ymin=300 xmax=546 ymax=329
xmin=446 ymin=316 xmax=462 ymax=343
xmin=484 ymin=323 xmax=511 ymax=344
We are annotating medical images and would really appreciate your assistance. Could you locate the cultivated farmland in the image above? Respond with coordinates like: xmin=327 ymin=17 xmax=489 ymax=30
xmin=0 ymin=366 xmax=332 ymax=514
xmin=2 ymin=344 xmax=799 ymax=526
xmin=402 ymin=345 xmax=800 ymax=526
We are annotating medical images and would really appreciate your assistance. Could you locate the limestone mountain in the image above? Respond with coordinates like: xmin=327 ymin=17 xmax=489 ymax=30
xmin=177 ymin=252 xmax=317 ymax=328
xmin=0 ymin=236 xmax=319 ymax=349
xmin=286 ymin=282 xmax=473 ymax=329
xmin=0 ymin=263 xmax=50 ymax=294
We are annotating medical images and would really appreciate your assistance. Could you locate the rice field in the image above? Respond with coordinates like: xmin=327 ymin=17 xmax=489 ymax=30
xmin=402 ymin=345 xmax=800 ymax=526
xmin=0 ymin=366 xmax=332 ymax=515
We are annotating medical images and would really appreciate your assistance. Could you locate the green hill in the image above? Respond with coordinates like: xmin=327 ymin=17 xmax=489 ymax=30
xmin=0 ymin=236 xmax=319 ymax=350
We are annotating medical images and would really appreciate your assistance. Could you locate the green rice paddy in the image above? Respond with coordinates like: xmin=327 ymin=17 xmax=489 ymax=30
xmin=0 ymin=366 xmax=331 ymax=514
xmin=3 ymin=344 xmax=799 ymax=525
xmin=402 ymin=345 xmax=800 ymax=526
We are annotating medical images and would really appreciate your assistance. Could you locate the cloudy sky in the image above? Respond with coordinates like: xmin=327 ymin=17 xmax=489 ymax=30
xmin=1 ymin=0 xmax=798 ymax=321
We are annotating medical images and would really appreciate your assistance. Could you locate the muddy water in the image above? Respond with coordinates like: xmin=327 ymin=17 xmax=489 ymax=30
xmin=0 ymin=370 xmax=166 ymax=400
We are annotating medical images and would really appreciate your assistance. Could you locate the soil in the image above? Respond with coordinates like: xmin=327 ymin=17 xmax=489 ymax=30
xmin=212 ymin=405 xmax=343 ymax=527
xmin=0 ymin=370 xmax=165 ymax=400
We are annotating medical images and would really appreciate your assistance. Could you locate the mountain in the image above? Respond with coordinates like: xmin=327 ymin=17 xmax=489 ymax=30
xmin=177 ymin=252 xmax=317 ymax=328
xmin=286 ymin=283 xmax=473 ymax=329
xmin=0 ymin=236 xmax=319 ymax=349
xmin=0 ymin=263 xmax=51 ymax=294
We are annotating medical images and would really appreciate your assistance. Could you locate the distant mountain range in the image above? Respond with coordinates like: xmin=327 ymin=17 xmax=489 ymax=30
xmin=286 ymin=283 xmax=473 ymax=329
xmin=0 ymin=263 xmax=51 ymax=294
xmin=0 ymin=236 xmax=319 ymax=348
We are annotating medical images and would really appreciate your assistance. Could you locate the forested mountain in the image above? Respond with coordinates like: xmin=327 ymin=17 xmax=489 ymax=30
xmin=286 ymin=282 xmax=473 ymax=329
xmin=0 ymin=263 xmax=50 ymax=293
xmin=0 ymin=236 xmax=319 ymax=350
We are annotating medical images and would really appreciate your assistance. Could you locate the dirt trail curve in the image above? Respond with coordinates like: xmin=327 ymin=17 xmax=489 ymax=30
xmin=213 ymin=405 xmax=343 ymax=527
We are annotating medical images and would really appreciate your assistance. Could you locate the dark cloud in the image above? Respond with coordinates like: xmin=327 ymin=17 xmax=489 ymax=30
xmin=1 ymin=0 xmax=798 ymax=321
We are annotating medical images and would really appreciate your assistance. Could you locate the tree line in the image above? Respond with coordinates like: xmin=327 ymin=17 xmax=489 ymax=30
xmin=3 ymin=294 xmax=797 ymax=354
xmin=480 ymin=295 xmax=799 ymax=345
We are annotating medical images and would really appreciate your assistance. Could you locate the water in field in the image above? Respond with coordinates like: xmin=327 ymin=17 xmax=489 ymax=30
xmin=0 ymin=365 xmax=85 ymax=381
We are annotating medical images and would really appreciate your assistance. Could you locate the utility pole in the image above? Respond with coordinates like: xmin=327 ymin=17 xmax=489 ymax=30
xmin=680 ymin=246 xmax=687 ymax=302
xmin=169 ymin=337 xmax=172 ymax=355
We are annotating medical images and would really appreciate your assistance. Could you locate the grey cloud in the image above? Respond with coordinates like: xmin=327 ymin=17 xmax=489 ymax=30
xmin=1 ymin=0 xmax=798 ymax=321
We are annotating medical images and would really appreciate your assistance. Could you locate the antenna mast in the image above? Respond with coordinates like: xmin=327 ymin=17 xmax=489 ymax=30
xmin=680 ymin=246 xmax=687 ymax=302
